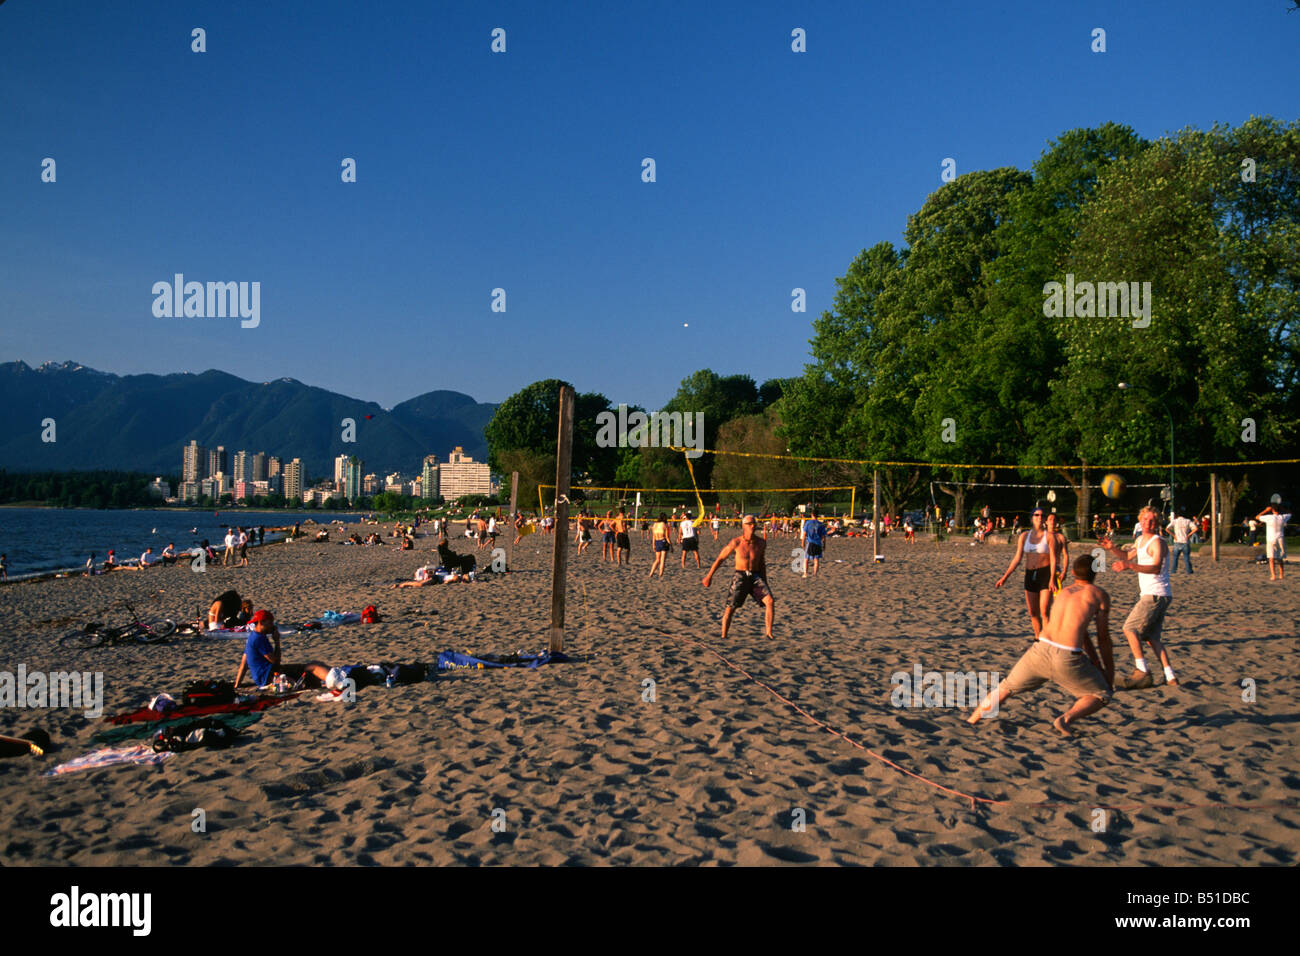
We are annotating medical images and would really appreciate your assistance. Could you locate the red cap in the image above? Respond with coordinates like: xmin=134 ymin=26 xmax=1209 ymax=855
xmin=250 ymin=609 xmax=274 ymax=625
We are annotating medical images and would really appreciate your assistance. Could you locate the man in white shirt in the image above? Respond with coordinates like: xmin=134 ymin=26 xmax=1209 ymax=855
xmin=1165 ymin=510 xmax=1196 ymax=575
xmin=1255 ymin=505 xmax=1290 ymax=581
xmin=138 ymin=547 xmax=158 ymax=569
xmin=222 ymin=529 xmax=236 ymax=566
xmin=1099 ymin=506 xmax=1178 ymax=689
xmin=679 ymin=511 xmax=701 ymax=569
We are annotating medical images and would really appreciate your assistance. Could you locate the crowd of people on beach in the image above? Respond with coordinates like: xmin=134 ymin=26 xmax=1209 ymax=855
xmin=77 ymin=525 xmax=270 ymax=576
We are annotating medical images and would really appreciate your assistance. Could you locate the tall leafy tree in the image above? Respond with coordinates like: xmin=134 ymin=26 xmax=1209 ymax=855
xmin=483 ymin=379 xmax=617 ymax=483
xmin=1055 ymin=118 xmax=1299 ymax=534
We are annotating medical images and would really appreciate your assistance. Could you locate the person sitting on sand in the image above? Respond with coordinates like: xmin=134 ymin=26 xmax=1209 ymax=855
xmin=208 ymin=589 xmax=244 ymax=630
xmin=136 ymin=547 xmax=159 ymax=570
xmin=967 ymin=555 xmax=1113 ymax=737
xmin=101 ymin=550 xmax=118 ymax=573
xmin=702 ymin=514 xmax=775 ymax=639
xmin=234 ymin=610 xmax=332 ymax=690
xmin=160 ymin=543 xmax=177 ymax=566
xmin=437 ymin=538 xmax=476 ymax=575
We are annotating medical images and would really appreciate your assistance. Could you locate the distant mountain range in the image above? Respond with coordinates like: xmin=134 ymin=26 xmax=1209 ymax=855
xmin=0 ymin=361 xmax=497 ymax=478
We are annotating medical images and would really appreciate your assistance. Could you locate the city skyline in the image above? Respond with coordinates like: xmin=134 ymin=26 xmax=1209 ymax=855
xmin=175 ymin=439 xmax=492 ymax=504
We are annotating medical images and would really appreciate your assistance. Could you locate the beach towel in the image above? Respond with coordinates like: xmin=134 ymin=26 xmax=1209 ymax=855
xmin=434 ymin=651 xmax=568 ymax=671
xmin=92 ymin=711 xmax=264 ymax=746
xmin=318 ymin=611 xmax=362 ymax=626
xmin=106 ymin=693 xmax=295 ymax=726
xmin=46 ymin=744 xmax=174 ymax=776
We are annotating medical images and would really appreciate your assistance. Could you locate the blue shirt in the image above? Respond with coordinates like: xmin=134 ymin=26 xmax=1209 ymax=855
xmin=243 ymin=630 xmax=275 ymax=686
xmin=803 ymin=520 xmax=826 ymax=546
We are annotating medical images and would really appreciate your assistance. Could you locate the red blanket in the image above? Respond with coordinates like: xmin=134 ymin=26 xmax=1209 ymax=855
xmin=106 ymin=693 xmax=298 ymax=725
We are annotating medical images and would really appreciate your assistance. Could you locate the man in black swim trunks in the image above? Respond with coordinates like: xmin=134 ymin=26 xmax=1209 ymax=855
xmin=703 ymin=514 xmax=775 ymax=639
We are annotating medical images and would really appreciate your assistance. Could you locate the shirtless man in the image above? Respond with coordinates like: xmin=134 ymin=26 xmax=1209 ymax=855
xmin=702 ymin=514 xmax=775 ymax=639
xmin=1045 ymin=512 xmax=1070 ymax=593
xmin=995 ymin=508 xmax=1057 ymax=639
xmin=613 ymin=508 xmax=632 ymax=566
xmin=968 ymin=555 xmax=1113 ymax=737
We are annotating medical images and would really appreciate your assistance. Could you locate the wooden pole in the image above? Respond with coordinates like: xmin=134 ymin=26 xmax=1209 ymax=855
xmin=507 ymin=471 xmax=519 ymax=573
xmin=872 ymin=470 xmax=881 ymax=560
xmin=1210 ymin=471 xmax=1219 ymax=563
xmin=549 ymin=386 xmax=576 ymax=652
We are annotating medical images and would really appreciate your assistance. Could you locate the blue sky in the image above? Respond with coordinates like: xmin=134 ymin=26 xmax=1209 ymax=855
xmin=2 ymin=0 xmax=1297 ymax=410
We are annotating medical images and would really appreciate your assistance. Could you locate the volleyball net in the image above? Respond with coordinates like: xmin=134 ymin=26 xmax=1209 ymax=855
xmin=538 ymin=485 xmax=856 ymax=524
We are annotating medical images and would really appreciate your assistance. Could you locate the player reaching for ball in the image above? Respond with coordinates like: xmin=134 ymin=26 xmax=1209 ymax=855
xmin=1098 ymin=505 xmax=1179 ymax=688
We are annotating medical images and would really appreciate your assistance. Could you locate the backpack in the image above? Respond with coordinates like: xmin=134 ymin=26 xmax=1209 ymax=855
xmin=151 ymin=718 xmax=242 ymax=753
xmin=361 ymin=604 xmax=381 ymax=624
xmin=182 ymin=678 xmax=236 ymax=707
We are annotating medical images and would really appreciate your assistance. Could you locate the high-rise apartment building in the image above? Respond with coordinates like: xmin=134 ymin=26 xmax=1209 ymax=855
xmin=438 ymin=446 xmax=491 ymax=499
xmin=421 ymin=455 xmax=439 ymax=500
xmin=343 ymin=456 xmax=364 ymax=502
xmin=183 ymin=440 xmax=207 ymax=482
xmin=282 ymin=458 xmax=305 ymax=502
xmin=251 ymin=452 xmax=268 ymax=482
xmin=207 ymin=446 xmax=228 ymax=478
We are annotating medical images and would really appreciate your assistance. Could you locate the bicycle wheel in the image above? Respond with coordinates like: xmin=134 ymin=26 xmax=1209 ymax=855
xmin=138 ymin=619 xmax=176 ymax=643
xmin=61 ymin=626 xmax=106 ymax=649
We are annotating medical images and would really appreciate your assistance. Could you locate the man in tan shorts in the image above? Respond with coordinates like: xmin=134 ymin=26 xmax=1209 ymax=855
xmin=968 ymin=555 xmax=1114 ymax=737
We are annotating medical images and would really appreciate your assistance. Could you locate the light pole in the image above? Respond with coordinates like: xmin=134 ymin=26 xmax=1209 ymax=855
xmin=1117 ymin=382 xmax=1175 ymax=519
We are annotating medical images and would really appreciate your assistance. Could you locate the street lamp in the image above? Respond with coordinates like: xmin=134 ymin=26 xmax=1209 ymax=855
xmin=1117 ymin=382 xmax=1175 ymax=519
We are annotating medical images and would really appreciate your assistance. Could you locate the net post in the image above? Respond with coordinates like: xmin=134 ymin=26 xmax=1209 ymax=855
xmin=1210 ymin=471 xmax=1219 ymax=562
xmin=549 ymin=387 xmax=576 ymax=653
xmin=872 ymin=470 xmax=882 ymax=561
xmin=507 ymin=471 xmax=518 ymax=573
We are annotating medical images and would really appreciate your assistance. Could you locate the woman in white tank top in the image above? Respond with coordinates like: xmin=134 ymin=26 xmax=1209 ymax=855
xmin=995 ymin=508 xmax=1057 ymax=639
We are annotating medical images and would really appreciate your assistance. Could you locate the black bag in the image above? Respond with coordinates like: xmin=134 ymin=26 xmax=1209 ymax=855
xmin=182 ymin=679 xmax=236 ymax=707
xmin=151 ymin=718 xmax=242 ymax=753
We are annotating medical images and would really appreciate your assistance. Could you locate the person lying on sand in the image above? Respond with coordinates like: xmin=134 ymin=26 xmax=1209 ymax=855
xmin=234 ymin=610 xmax=331 ymax=690
xmin=702 ymin=514 xmax=775 ymax=639
xmin=967 ymin=555 xmax=1113 ymax=737
xmin=393 ymin=565 xmax=437 ymax=587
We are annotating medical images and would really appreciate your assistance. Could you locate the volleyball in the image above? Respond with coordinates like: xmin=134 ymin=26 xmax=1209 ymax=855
xmin=1100 ymin=473 xmax=1126 ymax=499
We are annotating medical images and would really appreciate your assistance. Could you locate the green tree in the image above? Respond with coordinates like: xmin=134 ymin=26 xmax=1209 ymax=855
xmin=484 ymin=379 xmax=617 ymax=481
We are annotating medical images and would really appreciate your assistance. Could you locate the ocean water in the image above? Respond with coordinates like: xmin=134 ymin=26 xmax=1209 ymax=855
xmin=0 ymin=508 xmax=366 ymax=579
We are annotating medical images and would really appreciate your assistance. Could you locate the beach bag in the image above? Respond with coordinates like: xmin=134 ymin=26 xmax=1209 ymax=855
xmin=182 ymin=679 xmax=236 ymax=707
xmin=361 ymin=604 xmax=381 ymax=624
xmin=151 ymin=718 xmax=241 ymax=753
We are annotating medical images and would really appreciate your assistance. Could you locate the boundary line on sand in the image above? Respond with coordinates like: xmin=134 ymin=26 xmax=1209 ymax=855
xmin=661 ymin=629 xmax=1298 ymax=816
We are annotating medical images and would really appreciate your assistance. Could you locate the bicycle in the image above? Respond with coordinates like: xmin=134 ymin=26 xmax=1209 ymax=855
xmin=61 ymin=600 xmax=177 ymax=649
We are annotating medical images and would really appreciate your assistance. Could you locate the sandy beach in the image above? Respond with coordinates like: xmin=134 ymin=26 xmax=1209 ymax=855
xmin=0 ymin=524 xmax=1296 ymax=866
